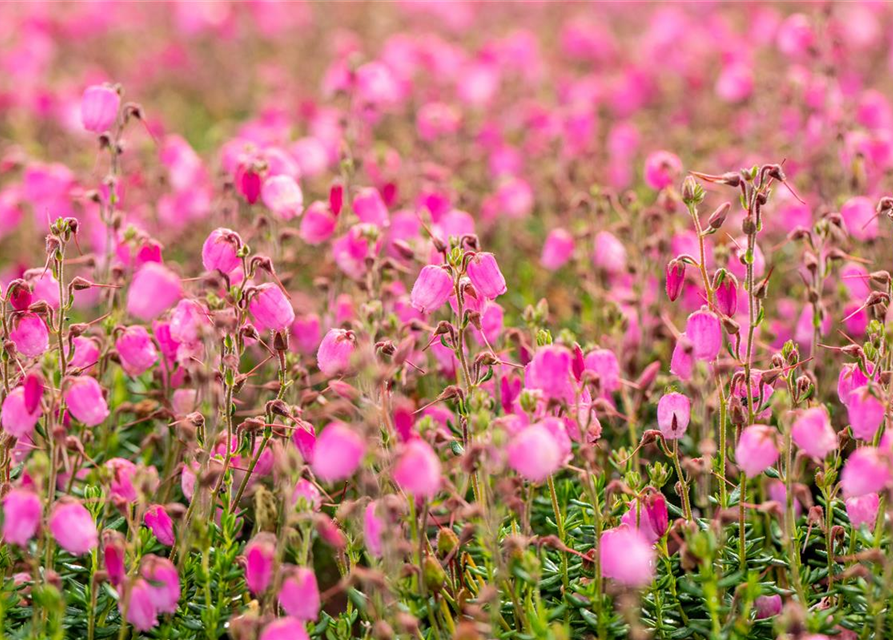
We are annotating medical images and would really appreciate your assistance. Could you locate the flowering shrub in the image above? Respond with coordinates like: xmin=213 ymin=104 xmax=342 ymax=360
xmin=2 ymin=3 xmax=893 ymax=640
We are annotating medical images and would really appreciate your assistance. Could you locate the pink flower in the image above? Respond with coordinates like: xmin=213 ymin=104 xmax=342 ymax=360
xmin=410 ymin=265 xmax=453 ymax=314
xmin=583 ymin=348 xmax=621 ymax=394
xmin=116 ymin=326 xmax=158 ymax=376
xmin=714 ymin=271 xmax=739 ymax=317
xmin=64 ymin=376 xmax=110 ymax=427
xmin=316 ymin=329 xmax=357 ymax=377
xmin=777 ymin=13 xmax=815 ymax=58
xmin=144 ymin=505 xmax=175 ymax=546
xmin=838 ymin=363 xmax=871 ymax=405
xmin=291 ymin=479 xmax=322 ymax=511
xmin=506 ymin=423 xmax=563 ymax=482
xmin=353 ymin=187 xmax=389 ymax=227
xmin=262 ymin=175 xmax=304 ymax=220
xmin=592 ymin=231 xmax=627 ymax=275
xmin=657 ymin=392 xmax=690 ymax=440
xmin=170 ymin=299 xmax=209 ymax=344
xmin=541 ymin=228 xmax=575 ymax=271
xmin=600 ymin=526 xmax=655 ymax=587
xmin=841 ymin=447 xmax=891 ymax=498
xmin=364 ymin=501 xmax=384 ymax=558
xmin=202 ymin=228 xmax=242 ymax=274
xmin=840 ymin=196 xmax=879 ymax=242
xmin=665 ymin=260 xmax=685 ymax=302
xmin=620 ymin=492 xmax=668 ymax=544
xmin=1 ymin=386 xmax=42 ymax=439
xmin=103 ymin=531 xmax=126 ymax=587
xmin=127 ymin=263 xmax=182 ymax=321
xmin=715 ymin=63 xmax=753 ymax=103
xmin=140 ymin=555 xmax=180 ymax=614
xmin=106 ymin=457 xmax=138 ymax=502
xmin=10 ymin=313 xmax=49 ymax=358
xmin=49 ymin=499 xmax=98 ymax=555
xmin=685 ymin=308 xmax=722 ymax=361
xmin=670 ymin=335 xmax=694 ymax=381
xmin=23 ymin=372 xmax=43 ymax=414
xmin=249 ymin=284 xmax=295 ymax=333
xmin=643 ymin=150 xmax=682 ymax=190
xmin=70 ymin=336 xmax=100 ymax=370
xmin=466 ymin=252 xmax=507 ymax=300
xmin=7 ymin=280 xmax=32 ymax=311
xmin=792 ymin=406 xmax=837 ymax=459
xmin=736 ymin=425 xmax=779 ymax=478
xmin=81 ymin=85 xmax=120 ymax=133
xmin=526 ymin=345 xmax=574 ymax=402
xmin=393 ymin=439 xmax=442 ymax=500
xmin=244 ymin=533 xmax=276 ymax=594
xmin=311 ymin=422 xmax=365 ymax=482
xmin=300 ymin=201 xmax=337 ymax=245
xmin=846 ymin=493 xmax=880 ymax=530
xmin=124 ymin=579 xmax=159 ymax=632
xmin=755 ymin=594 xmax=782 ymax=619
xmin=260 ymin=618 xmax=310 ymax=640
xmin=278 ymin=567 xmax=320 ymax=621
xmin=2 ymin=489 xmax=41 ymax=546
xmin=847 ymin=386 xmax=885 ymax=441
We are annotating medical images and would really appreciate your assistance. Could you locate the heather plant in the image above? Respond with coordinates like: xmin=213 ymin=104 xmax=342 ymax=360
xmin=3 ymin=3 xmax=893 ymax=640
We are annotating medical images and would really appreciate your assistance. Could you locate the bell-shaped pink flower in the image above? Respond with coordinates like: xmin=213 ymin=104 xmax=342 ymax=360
xmin=600 ymin=525 xmax=655 ymax=587
xmin=393 ymin=439 xmax=442 ymax=500
xmin=507 ymin=423 xmax=563 ymax=482
xmin=23 ymin=372 xmax=43 ymax=414
xmin=107 ymin=457 xmax=138 ymax=502
xmin=838 ymin=363 xmax=871 ymax=405
xmin=670 ymin=335 xmax=694 ymax=381
xmin=583 ymin=348 xmax=621 ymax=394
xmin=260 ymin=618 xmax=310 ymax=640
xmin=249 ymin=284 xmax=295 ymax=333
xmin=2 ymin=488 xmax=41 ymax=546
xmin=262 ymin=175 xmax=304 ymax=220
xmin=657 ymin=392 xmax=690 ymax=440
xmin=466 ymin=252 xmax=507 ymax=300
xmin=81 ymin=85 xmax=120 ymax=133
xmin=714 ymin=271 xmax=739 ymax=317
xmin=291 ymin=478 xmax=322 ymax=511
xmin=526 ymin=345 xmax=574 ymax=402
xmin=7 ymin=280 xmax=32 ymax=311
xmin=847 ymin=386 xmax=885 ymax=441
xmin=10 ymin=312 xmax=49 ymax=358
xmin=237 ymin=165 xmax=262 ymax=204
xmin=736 ymin=425 xmax=779 ymax=478
xmin=144 ymin=504 xmax=175 ymax=546
xmin=643 ymin=150 xmax=682 ymax=190
xmin=300 ymin=201 xmax=337 ymax=245
xmin=169 ymin=299 xmax=209 ymax=344
xmin=116 ymin=326 xmax=158 ymax=376
xmin=123 ymin=579 xmax=159 ymax=632
xmin=244 ymin=533 xmax=276 ymax=594
xmin=202 ymin=228 xmax=242 ymax=274
xmin=311 ymin=422 xmax=365 ymax=482
xmin=278 ymin=567 xmax=320 ymax=621
xmin=842 ymin=447 xmax=891 ymax=498
xmin=353 ymin=187 xmax=389 ymax=227
xmin=620 ymin=492 xmax=668 ymax=544
xmin=541 ymin=228 xmax=574 ymax=271
xmin=49 ymin=499 xmax=98 ymax=555
xmin=292 ymin=421 xmax=316 ymax=463
xmin=127 ymin=263 xmax=182 ymax=321
xmin=846 ymin=493 xmax=880 ymax=530
xmin=70 ymin=336 xmax=101 ymax=370
xmin=2 ymin=386 xmax=42 ymax=438
xmin=665 ymin=259 xmax=685 ymax=302
xmin=410 ymin=265 xmax=453 ymax=314
xmin=64 ymin=376 xmax=110 ymax=427
xmin=685 ymin=308 xmax=722 ymax=361
xmin=364 ymin=501 xmax=384 ymax=558
xmin=840 ymin=195 xmax=878 ymax=242
xmin=592 ymin=231 xmax=627 ymax=275
xmin=141 ymin=555 xmax=180 ymax=614
xmin=791 ymin=406 xmax=837 ymax=459
xmin=103 ymin=531 xmax=126 ymax=587
xmin=755 ymin=594 xmax=782 ymax=619
xmin=316 ymin=329 xmax=357 ymax=377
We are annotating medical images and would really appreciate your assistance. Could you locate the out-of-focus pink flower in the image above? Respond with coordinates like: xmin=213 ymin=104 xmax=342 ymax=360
xmin=317 ymin=329 xmax=357 ymax=377
xmin=755 ymin=594 xmax=782 ymax=619
xmin=643 ymin=150 xmax=682 ymax=190
xmin=127 ymin=263 xmax=181 ymax=321
xmin=600 ymin=526 xmax=654 ymax=587
xmin=103 ymin=531 xmax=126 ymax=587
xmin=353 ymin=187 xmax=389 ymax=227
xmin=116 ymin=326 xmax=158 ymax=376
xmin=279 ymin=567 xmax=320 ymax=621
xmin=840 ymin=196 xmax=879 ymax=242
xmin=657 ymin=392 xmax=690 ymax=440
xmin=49 ymin=499 xmax=98 ymax=555
xmin=10 ymin=313 xmax=49 ymax=358
xmin=144 ymin=505 xmax=175 ymax=546
xmin=685 ymin=308 xmax=722 ymax=361
xmin=262 ymin=175 xmax=304 ymax=220
xmin=202 ymin=228 xmax=242 ymax=274
xmin=291 ymin=479 xmax=322 ymax=511
xmin=466 ymin=252 xmax=507 ymax=300
xmin=736 ymin=425 xmax=779 ymax=478
xmin=249 ymin=284 xmax=295 ymax=333
xmin=106 ymin=458 xmax=138 ymax=502
xmin=506 ymin=423 xmax=563 ymax=482
xmin=2 ymin=488 xmax=41 ymax=546
xmin=124 ymin=579 xmax=158 ymax=632
xmin=300 ymin=201 xmax=337 ymax=245
xmin=620 ymin=492 xmax=668 ymax=544
xmin=393 ymin=439 xmax=442 ymax=500
xmin=65 ymin=376 xmax=110 ymax=427
xmin=311 ymin=422 xmax=365 ymax=482
xmin=715 ymin=63 xmax=753 ymax=103
xmin=670 ymin=335 xmax=694 ymax=381
xmin=592 ymin=231 xmax=627 ymax=275
xmin=541 ymin=229 xmax=575 ymax=271
xmin=70 ymin=336 xmax=101 ymax=370
xmin=665 ymin=260 xmax=685 ymax=302
xmin=410 ymin=265 xmax=453 ymax=314
xmin=846 ymin=493 xmax=880 ymax=530
xmin=2 ymin=386 xmax=42 ymax=438
xmin=791 ymin=406 xmax=837 ymax=459
xmin=7 ymin=280 xmax=32 ymax=311
xmin=141 ymin=555 xmax=180 ymax=614
xmin=81 ymin=85 xmax=120 ymax=133
xmin=244 ymin=533 xmax=276 ymax=594
xmin=841 ymin=447 xmax=891 ymax=498
xmin=584 ymin=348 xmax=621 ymax=394
xmin=847 ymin=386 xmax=885 ymax=441
xmin=777 ymin=13 xmax=815 ymax=58
xmin=260 ymin=618 xmax=310 ymax=640
xmin=526 ymin=345 xmax=574 ymax=402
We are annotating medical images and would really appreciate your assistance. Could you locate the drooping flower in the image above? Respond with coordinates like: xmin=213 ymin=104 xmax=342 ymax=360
xmin=685 ymin=308 xmax=722 ymax=361
xmin=755 ymin=594 xmax=782 ymax=619
xmin=620 ymin=492 xmax=669 ymax=544
xmin=736 ymin=425 xmax=779 ymax=478
xmin=364 ymin=501 xmax=384 ymax=558
xmin=846 ymin=493 xmax=880 ymax=530
xmin=841 ymin=447 xmax=891 ymax=498
xmin=665 ymin=259 xmax=685 ymax=302
xmin=847 ymin=386 xmax=885 ymax=441
xmin=353 ymin=187 xmax=389 ymax=227
xmin=144 ymin=505 xmax=175 ymax=546
xmin=541 ymin=228 xmax=575 ymax=271
xmin=466 ymin=252 xmax=507 ymax=299
xmin=592 ymin=231 xmax=627 ymax=275
xmin=392 ymin=439 xmax=442 ymax=500
xmin=600 ymin=526 xmax=655 ymax=587
xmin=10 ymin=312 xmax=49 ymax=358
xmin=656 ymin=392 xmax=690 ymax=440
xmin=410 ymin=265 xmax=453 ymax=314
xmin=140 ymin=555 xmax=180 ymax=614
xmin=2 ymin=489 xmax=41 ymax=546
xmin=249 ymin=284 xmax=295 ymax=333
xmin=643 ymin=150 xmax=682 ymax=190
xmin=791 ymin=406 xmax=837 ymax=459
xmin=116 ymin=326 xmax=158 ymax=377
xmin=244 ymin=533 xmax=276 ymax=595
xmin=278 ymin=567 xmax=320 ymax=621
xmin=311 ymin=422 xmax=365 ymax=482
xmin=506 ymin=423 xmax=563 ymax=482
xmin=64 ymin=376 xmax=110 ymax=427
xmin=526 ymin=345 xmax=574 ymax=402
xmin=49 ymin=499 xmax=98 ymax=555
xmin=1 ymin=386 xmax=42 ymax=439
xmin=262 ymin=175 xmax=304 ymax=220
xmin=316 ymin=329 xmax=357 ymax=377
xmin=260 ymin=618 xmax=310 ymax=640
xmin=124 ymin=579 xmax=159 ymax=632
xmin=81 ymin=84 xmax=120 ymax=133
xmin=127 ymin=263 xmax=182 ymax=321
xmin=714 ymin=270 xmax=739 ymax=317
xmin=201 ymin=228 xmax=242 ymax=274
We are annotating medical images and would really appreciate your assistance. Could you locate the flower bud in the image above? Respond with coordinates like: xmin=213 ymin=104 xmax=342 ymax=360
xmin=665 ymin=259 xmax=686 ymax=302
xmin=316 ymin=328 xmax=357 ymax=377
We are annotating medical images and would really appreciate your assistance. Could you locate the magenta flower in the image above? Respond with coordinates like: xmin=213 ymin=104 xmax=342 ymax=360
xmin=846 ymin=493 xmax=880 ymax=530
xmin=685 ymin=308 xmax=722 ymax=361
xmin=620 ymin=492 xmax=669 ymax=544
xmin=736 ymin=425 xmax=779 ymax=478
xmin=103 ymin=531 xmax=126 ymax=587
xmin=541 ymin=228 xmax=575 ymax=271
xmin=665 ymin=260 xmax=685 ymax=302
xmin=583 ymin=348 xmax=621 ymax=394
xmin=116 ymin=326 xmax=158 ymax=377
xmin=278 ymin=567 xmax=320 ymax=621
xmin=316 ymin=328 xmax=357 ymax=377
xmin=670 ymin=335 xmax=694 ymax=381
xmin=506 ymin=423 xmax=563 ymax=482
xmin=49 ymin=499 xmax=98 ymax=555
xmin=847 ymin=386 xmax=885 ymax=441
xmin=244 ymin=533 xmax=276 ymax=595
xmin=841 ymin=447 xmax=891 ymax=498
xmin=353 ymin=187 xmax=390 ymax=227
xmin=791 ymin=406 xmax=837 ymax=460
xmin=393 ymin=439 xmax=442 ymax=500
xmin=838 ymin=363 xmax=871 ymax=405
xmin=262 ymin=175 xmax=304 ymax=220
xmin=526 ymin=345 xmax=574 ymax=402
xmin=144 ymin=504 xmax=175 ymax=546
xmin=124 ymin=579 xmax=159 ymax=632
xmin=840 ymin=195 xmax=878 ymax=242
xmin=127 ymin=263 xmax=182 ymax=321
xmin=410 ymin=265 xmax=453 ymax=314
xmin=249 ymin=283 xmax=295 ymax=333
xmin=656 ymin=392 xmax=690 ymax=440
xmin=10 ymin=312 xmax=49 ymax=358
xmin=260 ymin=618 xmax=310 ymax=640
xmin=81 ymin=84 xmax=120 ymax=133
xmin=643 ymin=150 xmax=682 ymax=190
xmin=201 ymin=228 xmax=242 ymax=274
xmin=64 ymin=376 xmax=110 ymax=427
xmin=2 ymin=489 xmax=41 ymax=546
xmin=141 ymin=555 xmax=180 ymax=614
xmin=600 ymin=526 xmax=655 ymax=587
xmin=311 ymin=422 xmax=365 ymax=482
xmin=714 ymin=271 xmax=739 ymax=317
xmin=466 ymin=252 xmax=507 ymax=300
xmin=1 ymin=386 xmax=42 ymax=439
xmin=300 ymin=201 xmax=337 ymax=245
xmin=106 ymin=457 xmax=138 ymax=502
xmin=364 ymin=501 xmax=384 ymax=558
xmin=291 ymin=479 xmax=322 ymax=511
